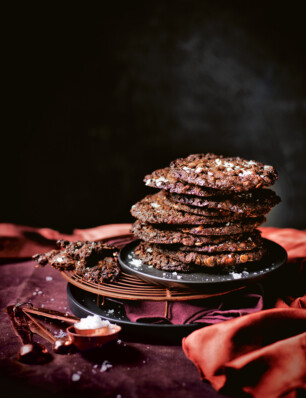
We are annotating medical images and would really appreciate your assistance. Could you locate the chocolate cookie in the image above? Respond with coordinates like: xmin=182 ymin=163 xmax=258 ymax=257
xmin=57 ymin=240 xmax=118 ymax=266
xmin=178 ymin=232 xmax=262 ymax=253
xmin=144 ymin=167 xmax=231 ymax=197
xmin=33 ymin=249 xmax=76 ymax=271
xmin=131 ymin=221 xmax=261 ymax=247
xmin=33 ymin=240 xmax=120 ymax=283
xmin=135 ymin=242 xmax=264 ymax=269
xmin=163 ymin=191 xmax=234 ymax=217
xmin=135 ymin=241 xmax=194 ymax=271
xmin=170 ymin=153 xmax=278 ymax=192
xmin=130 ymin=191 xmax=246 ymax=225
xmin=178 ymin=217 xmax=265 ymax=236
xmin=152 ymin=243 xmax=265 ymax=267
xmin=170 ymin=189 xmax=280 ymax=217
xmin=80 ymin=256 xmax=120 ymax=284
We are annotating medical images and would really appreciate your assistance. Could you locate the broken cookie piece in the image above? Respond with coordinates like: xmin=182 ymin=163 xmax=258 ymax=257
xmin=33 ymin=240 xmax=120 ymax=283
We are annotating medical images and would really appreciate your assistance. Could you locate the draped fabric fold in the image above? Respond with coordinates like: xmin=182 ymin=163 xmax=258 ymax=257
xmin=183 ymin=227 xmax=306 ymax=398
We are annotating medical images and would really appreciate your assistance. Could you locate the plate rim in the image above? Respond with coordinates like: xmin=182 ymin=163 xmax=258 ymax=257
xmin=118 ymin=238 xmax=287 ymax=289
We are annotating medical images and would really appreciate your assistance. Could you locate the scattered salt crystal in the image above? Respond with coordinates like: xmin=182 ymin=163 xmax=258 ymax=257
xmin=129 ymin=259 xmax=142 ymax=267
xmin=33 ymin=292 xmax=37 ymax=296
xmin=38 ymin=291 xmax=43 ymax=295
xmin=100 ymin=360 xmax=112 ymax=372
xmin=177 ymin=275 xmax=182 ymax=280
xmin=183 ymin=166 xmax=192 ymax=173
xmin=223 ymin=161 xmax=235 ymax=169
xmin=54 ymin=329 xmax=67 ymax=338
xmin=75 ymin=315 xmax=110 ymax=330
xmin=151 ymin=202 xmax=160 ymax=208
xmin=116 ymin=395 xmax=122 ymax=398
xmin=155 ymin=176 xmax=168 ymax=186
xmin=242 ymin=271 xmax=249 ymax=276
xmin=117 ymin=339 xmax=122 ymax=344
xmin=107 ymin=309 xmax=115 ymax=314
xmin=239 ymin=170 xmax=253 ymax=176
xmin=72 ymin=373 xmax=80 ymax=382
xmin=41 ymin=304 xmax=44 ymax=308
xmin=230 ymin=272 xmax=242 ymax=280
xmin=143 ymin=360 xmax=146 ymax=364
xmin=172 ymin=272 xmax=177 ymax=276
xmin=50 ymin=298 xmax=54 ymax=302
xmin=46 ymin=276 xmax=53 ymax=282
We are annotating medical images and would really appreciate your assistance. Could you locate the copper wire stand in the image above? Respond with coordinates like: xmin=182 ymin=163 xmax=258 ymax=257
xmin=61 ymin=271 xmax=243 ymax=318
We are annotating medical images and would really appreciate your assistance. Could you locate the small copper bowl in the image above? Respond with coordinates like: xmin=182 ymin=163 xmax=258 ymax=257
xmin=66 ymin=324 xmax=121 ymax=351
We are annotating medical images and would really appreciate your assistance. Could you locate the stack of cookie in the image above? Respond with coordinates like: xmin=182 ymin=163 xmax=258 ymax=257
xmin=130 ymin=153 xmax=280 ymax=272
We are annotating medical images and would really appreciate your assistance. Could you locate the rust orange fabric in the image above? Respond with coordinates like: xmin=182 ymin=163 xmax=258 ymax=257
xmin=183 ymin=227 xmax=306 ymax=398
xmin=0 ymin=223 xmax=132 ymax=258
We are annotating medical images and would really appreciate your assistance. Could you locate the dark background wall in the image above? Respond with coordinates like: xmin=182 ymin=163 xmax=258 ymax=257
xmin=3 ymin=1 xmax=306 ymax=232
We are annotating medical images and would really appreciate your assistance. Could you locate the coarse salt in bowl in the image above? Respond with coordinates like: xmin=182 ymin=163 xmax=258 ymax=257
xmin=74 ymin=315 xmax=114 ymax=336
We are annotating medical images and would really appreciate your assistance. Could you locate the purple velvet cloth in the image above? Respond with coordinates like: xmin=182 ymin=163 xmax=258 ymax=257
xmin=124 ymin=288 xmax=263 ymax=324
xmin=0 ymin=259 xmax=228 ymax=398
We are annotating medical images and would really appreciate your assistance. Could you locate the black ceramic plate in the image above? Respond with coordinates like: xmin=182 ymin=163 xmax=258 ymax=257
xmin=67 ymin=283 xmax=203 ymax=344
xmin=118 ymin=239 xmax=287 ymax=291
